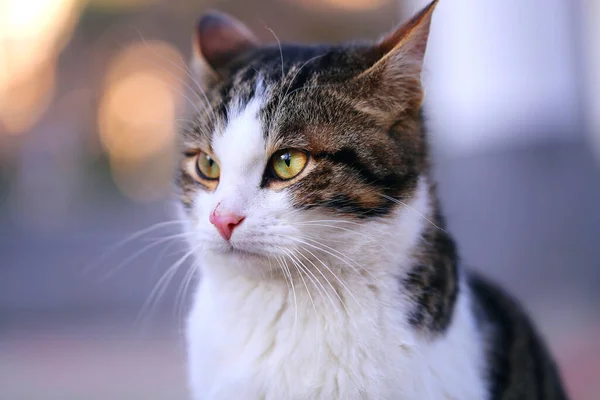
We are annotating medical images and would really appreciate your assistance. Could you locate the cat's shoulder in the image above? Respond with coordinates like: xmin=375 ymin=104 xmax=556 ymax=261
xmin=466 ymin=271 xmax=568 ymax=400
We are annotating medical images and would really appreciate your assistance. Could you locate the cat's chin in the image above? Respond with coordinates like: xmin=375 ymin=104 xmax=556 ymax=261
xmin=222 ymin=246 xmax=268 ymax=261
xmin=201 ymin=245 xmax=277 ymax=278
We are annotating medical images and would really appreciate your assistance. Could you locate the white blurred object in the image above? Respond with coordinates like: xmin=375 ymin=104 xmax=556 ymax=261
xmin=401 ymin=0 xmax=582 ymax=157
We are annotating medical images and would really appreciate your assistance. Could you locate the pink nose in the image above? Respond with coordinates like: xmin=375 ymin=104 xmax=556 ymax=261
xmin=209 ymin=210 xmax=245 ymax=241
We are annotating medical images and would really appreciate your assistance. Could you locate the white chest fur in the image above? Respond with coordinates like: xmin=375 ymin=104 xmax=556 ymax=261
xmin=186 ymin=271 xmax=488 ymax=400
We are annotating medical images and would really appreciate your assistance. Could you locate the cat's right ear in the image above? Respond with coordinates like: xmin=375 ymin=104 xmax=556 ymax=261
xmin=191 ymin=12 xmax=259 ymax=86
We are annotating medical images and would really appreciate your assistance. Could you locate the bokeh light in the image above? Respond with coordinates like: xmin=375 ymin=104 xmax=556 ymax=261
xmin=0 ymin=0 xmax=81 ymax=134
xmin=0 ymin=59 xmax=56 ymax=134
xmin=99 ymin=71 xmax=175 ymax=160
xmin=291 ymin=0 xmax=390 ymax=12
xmin=87 ymin=0 xmax=158 ymax=12
xmin=98 ymin=40 xmax=186 ymax=201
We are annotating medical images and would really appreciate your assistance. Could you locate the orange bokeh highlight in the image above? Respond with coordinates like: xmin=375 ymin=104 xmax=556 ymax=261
xmin=0 ymin=0 xmax=81 ymax=134
xmin=98 ymin=40 xmax=187 ymax=201
xmin=291 ymin=0 xmax=390 ymax=12
xmin=99 ymin=71 xmax=176 ymax=160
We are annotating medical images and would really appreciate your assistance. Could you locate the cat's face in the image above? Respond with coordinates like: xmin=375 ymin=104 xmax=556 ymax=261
xmin=177 ymin=3 xmax=437 ymax=276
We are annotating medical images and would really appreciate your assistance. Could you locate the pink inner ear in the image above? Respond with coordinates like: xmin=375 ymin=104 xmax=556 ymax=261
xmin=195 ymin=12 xmax=258 ymax=70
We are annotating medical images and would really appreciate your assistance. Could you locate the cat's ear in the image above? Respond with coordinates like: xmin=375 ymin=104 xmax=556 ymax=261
xmin=354 ymin=0 xmax=438 ymax=117
xmin=191 ymin=12 xmax=259 ymax=86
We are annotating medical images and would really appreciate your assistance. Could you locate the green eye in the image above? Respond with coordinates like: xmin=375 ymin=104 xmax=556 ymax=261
xmin=271 ymin=149 xmax=308 ymax=180
xmin=196 ymin=152 xmax=220 ymax=180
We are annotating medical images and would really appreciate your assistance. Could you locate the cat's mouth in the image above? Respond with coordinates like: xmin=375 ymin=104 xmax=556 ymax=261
xmin=219 ymin=245 xmax=267 ymax=260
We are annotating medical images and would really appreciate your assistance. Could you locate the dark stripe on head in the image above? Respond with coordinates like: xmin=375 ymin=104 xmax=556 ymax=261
xmin=313 ymin=148 xmax=416 ymax=190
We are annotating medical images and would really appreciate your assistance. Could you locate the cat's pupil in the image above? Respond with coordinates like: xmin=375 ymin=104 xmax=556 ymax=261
xmin=207 ymin=157 xmax=214 ymax=167
xmin=282 ymin=153 xmax=291 ymax=167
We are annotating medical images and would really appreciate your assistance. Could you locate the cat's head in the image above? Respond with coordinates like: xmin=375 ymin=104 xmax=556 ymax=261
xmin=177 ymin=1 xmax=438 ymax=278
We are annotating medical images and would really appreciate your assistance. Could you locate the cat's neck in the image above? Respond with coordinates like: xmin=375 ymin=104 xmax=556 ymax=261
xmin=401 ymin=209 xmax=461 ymax=334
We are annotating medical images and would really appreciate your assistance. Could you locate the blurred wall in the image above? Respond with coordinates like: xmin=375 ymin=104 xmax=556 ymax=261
xmin=584 ymin=0 xmax=600 ymax=160
xmin=405 ymin=0 xmax=583 ymax=156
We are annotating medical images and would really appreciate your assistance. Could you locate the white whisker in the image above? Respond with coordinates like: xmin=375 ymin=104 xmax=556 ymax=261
xmin=135 ymin=245 xmax=198 ymax=329
xmin=264 ymin=26 xmax=285 ymax=79
xmin=82 ymin=220 xmax=185 ymax=274
xmin=293 ymin=248 xmax=353 ymax=317
xmin=381 ymin=194 xmax=446 ymax=233
xmin=281 ymin=248 xmax=322 ymax=365
xmin=276 ymin=255 xmax=298 ymax=334
xmin=293 ymin=243 xmax=364 ymax=315
xmin=175 ymin=261 xmax=199 ymax=323
xmin=289 ymin=236 xmax=383 ymax=284
xmin=131 ymin=28 xmax=218 ymax=126
xmin=286 ymin=248 xmax=340 ymax=314
xmin=99 ymin=235 xmax=185 ymax=281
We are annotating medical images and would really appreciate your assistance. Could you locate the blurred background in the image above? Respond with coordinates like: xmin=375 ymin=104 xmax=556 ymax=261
xmin=1 ymin=0 xmax=599 ymax=398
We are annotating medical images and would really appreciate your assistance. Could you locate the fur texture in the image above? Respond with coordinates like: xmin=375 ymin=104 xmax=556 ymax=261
xmin=176 ymin=2 xmax=568 ymax=399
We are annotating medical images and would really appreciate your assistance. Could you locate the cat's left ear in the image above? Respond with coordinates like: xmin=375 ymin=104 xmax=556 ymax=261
xmin=354 ymin=0 xmax=438 ymax=116
xmin=191 ymin=11 xmax=259 ymax=87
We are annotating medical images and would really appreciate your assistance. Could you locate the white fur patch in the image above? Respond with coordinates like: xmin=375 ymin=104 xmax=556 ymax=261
xmin=211 ymin=98 xmax=267 ymax=217
xmin=184 ymin=96 xmax=488 ymax=399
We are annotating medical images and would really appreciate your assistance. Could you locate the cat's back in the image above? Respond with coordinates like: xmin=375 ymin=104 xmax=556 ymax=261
xmin=468 ymin=273 xmax=568 ymax=400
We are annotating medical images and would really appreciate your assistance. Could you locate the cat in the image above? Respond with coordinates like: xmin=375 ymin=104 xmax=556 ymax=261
xmin=176 ymin=1 xmax=568 ymax=399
